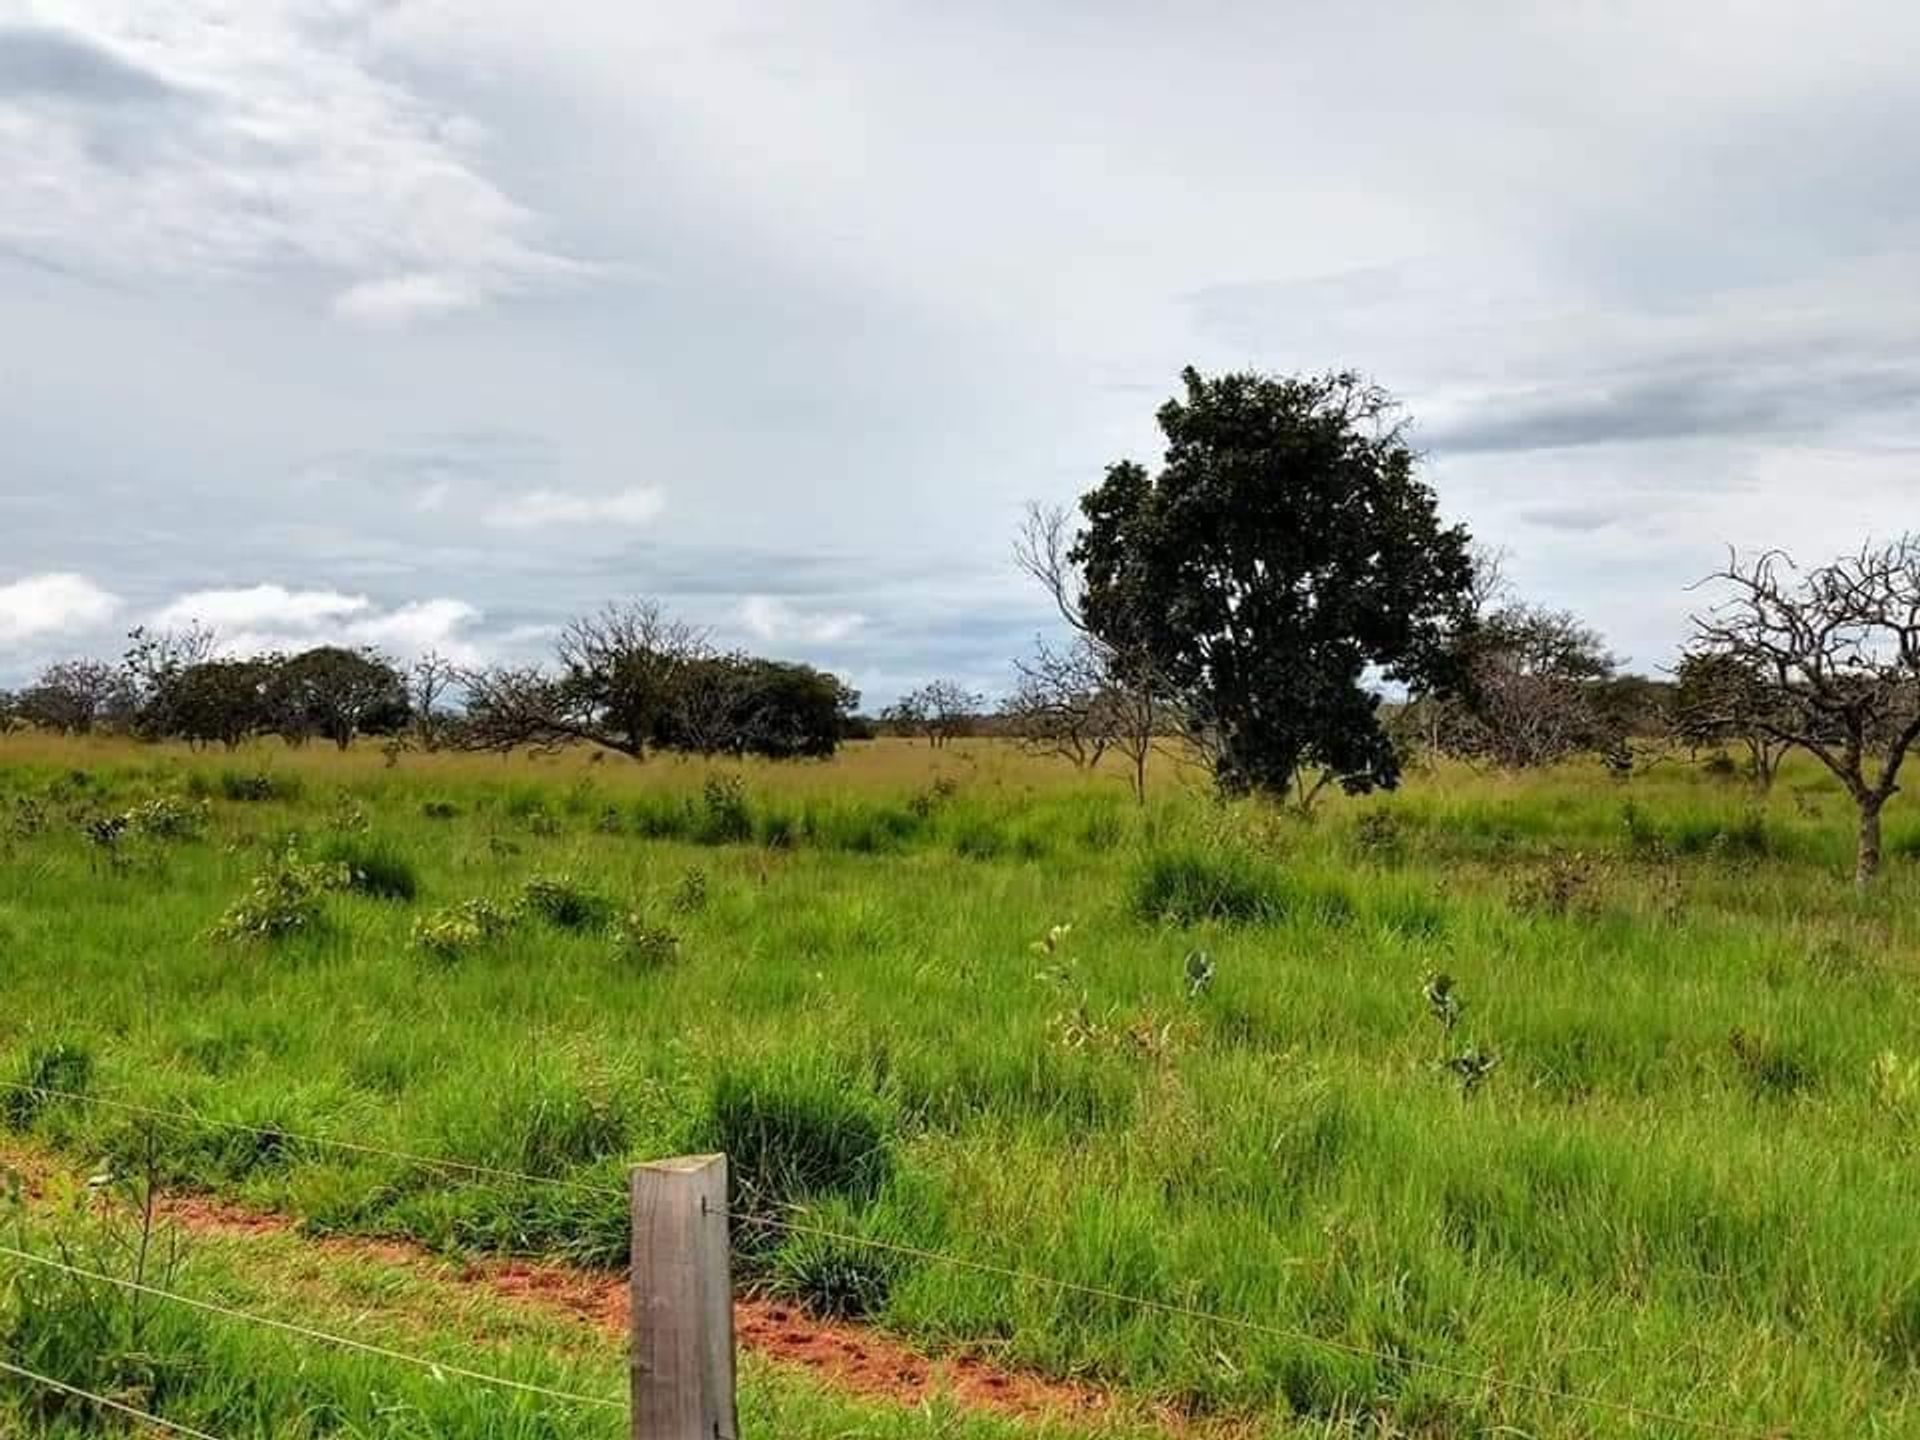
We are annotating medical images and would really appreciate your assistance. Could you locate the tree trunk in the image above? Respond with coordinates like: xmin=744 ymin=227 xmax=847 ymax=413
xmin=1857 ymin=796 xmax=1885 ymax=888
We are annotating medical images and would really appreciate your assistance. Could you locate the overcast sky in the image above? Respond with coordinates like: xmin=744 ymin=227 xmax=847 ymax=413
xmin=3 ymin=1 xmax=1917 ymax=704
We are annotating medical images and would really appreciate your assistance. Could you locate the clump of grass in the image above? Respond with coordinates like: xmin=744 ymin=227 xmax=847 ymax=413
xmin=3 ymin=1041 xmax=93 ymax=1130
xmin=410 ymin=897 xmax=518 ymax=960
xmin=1728 ymin=1027 xmax=1819 ymax=1099
xmin=210 ymin=854 xmax=350 ymax=942
xmin=420 ymin=798 xmax=460 ymax=821
xmin=312 ymin=835 xmax=419 ymax=902
xmin=766 ymin=1209 xmax=900 ymax=1320
xmin=1131 ymin=846 xmax=1286 ymax=925
xmin=212 ymin=770 xmax=299 ymax=803
xmin=708 ymin=1064 xmax=893 ymax=1216
xmin=519 ymin=874 xmax=612 ymax=931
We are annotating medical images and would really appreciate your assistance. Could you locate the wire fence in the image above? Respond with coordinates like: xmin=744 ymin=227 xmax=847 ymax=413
xmin=0 ymin=1075 xmax=1781 ymax=1440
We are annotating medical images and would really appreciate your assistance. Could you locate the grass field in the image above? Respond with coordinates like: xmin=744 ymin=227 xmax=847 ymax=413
xmin=4 ymin=733 xmax=1920 ymax=1436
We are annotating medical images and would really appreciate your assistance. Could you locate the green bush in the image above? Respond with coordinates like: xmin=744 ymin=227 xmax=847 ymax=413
xmin=519 ymin=874 xmax=613 ymax=932
xmin=410 ymin=897 xmax=517 ymax=960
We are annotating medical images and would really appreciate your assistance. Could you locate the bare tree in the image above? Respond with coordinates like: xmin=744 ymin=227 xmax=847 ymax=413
xmin=1002 ymin=638 xmax=1114 ymax=770
xmin=407 ymin=651 xmax=461 ymax=751
xmin=1436 ymin=601 xmax=1619 ymax=769
xmin=1013 ymin=502 xmax=1166 ymax=800
xmin=1691 ymin=539 xmax=1920 ymax=885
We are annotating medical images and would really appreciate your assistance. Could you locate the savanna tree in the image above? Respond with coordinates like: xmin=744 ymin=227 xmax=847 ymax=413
xmin=16 ymin=659 xmax=133 ymax=734
xmin=265 ymin=646 xmax=409 ymax=750
xmin=1671 ymin=650 xmax=1793 ymax=789
xmin=1690 ymin=538 xmax=1920 ymax=885
xmin=1068 ymin=367 xmax=1476 ymax=802
xmin=887 ymin=681 xmax=981 ymax=748
xmin=1439 ymin=601 xmax=1620 ymax=769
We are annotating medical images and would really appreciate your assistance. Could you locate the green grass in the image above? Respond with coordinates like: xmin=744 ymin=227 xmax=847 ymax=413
xmin=3 ymin=735 xmax=1920 ymax=1434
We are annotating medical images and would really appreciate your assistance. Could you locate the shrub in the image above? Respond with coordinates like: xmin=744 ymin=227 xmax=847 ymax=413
xmin=312 ymin=835 xmax=419 ymax=902
xmin=211 ymin=855 xmax=350 ymax=942
xmin=410 ymin=898 xmax=517 ymax=960
xmin=670 ymin=867 xmax=709 ymax=914
xmin=420 ymin=799 xmax=460 ymax=821
xmin=1131 ymin=847 xmax=1286 ymax=925
xmin=1510 ymin=853 xmax=1605 ymax=918
xmin=124 ymin=796 xmax=208 ymax=841
xmin=612 ymin=914 xmax=680 ymax=969
xmin=707 ymin=1065 xmax=892 ymax=1215
xmin=3 ymin=1041 xmax=93 ymax=1130
xmin=520 ymin=874 xmax=612 ymax=931
xmin=696 ymin=775 xmax=754 ymax=845
xmin=216 ymin=770 xmax=298 ymax=803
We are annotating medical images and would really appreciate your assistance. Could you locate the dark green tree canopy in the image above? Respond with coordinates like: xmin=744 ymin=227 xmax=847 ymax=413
xmin=1072 ymin=366 xmax=1474 ymax=798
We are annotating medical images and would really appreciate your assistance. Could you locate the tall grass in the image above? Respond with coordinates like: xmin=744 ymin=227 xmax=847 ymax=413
xmin=1 ymin=735 xmax=1918 ymax=1433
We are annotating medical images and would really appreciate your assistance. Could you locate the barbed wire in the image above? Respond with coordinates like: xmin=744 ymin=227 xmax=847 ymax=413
xmin=0 ymin=1079 xmax=626 ymax=1198
xmin=0 ymin=1078 xmax=1787 ymax=1438
xmin=0 ymin=1244 xmax=626 ymax=1413
xmin=0 ymin=1355 xmax=228 ymax=1440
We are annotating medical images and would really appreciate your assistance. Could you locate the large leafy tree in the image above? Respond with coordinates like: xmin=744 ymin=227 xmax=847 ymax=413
xmin=1072 ymin=367 xmax=1475 ymax=800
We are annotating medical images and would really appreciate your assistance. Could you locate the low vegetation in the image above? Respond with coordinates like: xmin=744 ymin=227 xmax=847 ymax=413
xmin=2 ymin=733 xmax=1919 ymax=1435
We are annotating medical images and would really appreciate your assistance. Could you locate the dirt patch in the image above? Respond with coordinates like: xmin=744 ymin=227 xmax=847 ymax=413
xmin=4 ymin=1145 xmax=1184 ymax=1433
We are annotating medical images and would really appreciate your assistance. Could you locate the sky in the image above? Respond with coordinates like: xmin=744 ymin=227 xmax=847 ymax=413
xmin=3 ymin=1 xmax=1918 ymax=706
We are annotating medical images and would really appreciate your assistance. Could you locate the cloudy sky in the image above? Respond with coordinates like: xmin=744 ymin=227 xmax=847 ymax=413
xmin=3 ymin=1 xmax=1917 ymax=704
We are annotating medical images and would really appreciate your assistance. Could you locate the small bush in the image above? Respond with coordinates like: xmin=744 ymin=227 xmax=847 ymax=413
xmin=312 ymin=836 xmax=419 ymax=902
xmin=211 ymin=855 xmax=350 ymax=942
xmin=1510 ymin=853 xmax=1605 ymax=918
xmin=697 ymin=775 xmax=754 ymax=844
xmin=3 ymin=1041 xmax=93 ymax=1130
xmin=411 ymin=897 xmax=517 ymax=960
xmin=420 ymin=799 xmax=460 ymax=821
xmin=124 ymin=796 xmax=209 ymax=841
xmin=216 ymin=770 xmax=298 ymax=803
xmin=670 ymin=867 xmax=709 ymax=914
xmin=612 ymin=914 xmax=680 ymax=969
xmin=1132 ymin=847 xmax=1286 ymax=925
xmin=520 ymin=874 xmax=612 ymax=931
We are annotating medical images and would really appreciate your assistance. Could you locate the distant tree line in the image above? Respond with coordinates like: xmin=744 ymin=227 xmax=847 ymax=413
xmin=1 ymin=603 xmax=861 ymax=762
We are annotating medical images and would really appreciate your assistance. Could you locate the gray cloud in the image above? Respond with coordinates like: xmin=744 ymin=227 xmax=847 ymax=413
xmin=5 ymin=1 xmax=1920 ymax=695
xmin=0 ymin=26 xmax=181 ymax=104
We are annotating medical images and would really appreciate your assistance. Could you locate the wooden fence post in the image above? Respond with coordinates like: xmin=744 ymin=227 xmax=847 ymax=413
xmin=631 ymin=1154 xmax=738 ymax=1440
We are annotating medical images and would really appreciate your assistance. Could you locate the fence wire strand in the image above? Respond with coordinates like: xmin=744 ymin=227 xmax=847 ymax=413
xmin=0 ymin=1355 xmax=228 ymax=1440
xmin=0 ymin=1077 xmax=1785 ymax=1438
xmin=0 ymin=1244 xmax=626 ymax=1413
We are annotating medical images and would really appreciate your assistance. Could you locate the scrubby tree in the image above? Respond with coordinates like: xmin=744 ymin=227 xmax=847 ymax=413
xmin=887 ymin=680 xmax=981 ymax=747
xmin=122 ymin=623 xmax=220 ymax=738
xmin=265 ymin=646 xmax=409 ymax=750
xmin=163 ymin=658 xmax=277 ymax=749
xmin=1068 ymin=367 xmax=1475 ymax=800
xmin=1690 ymin=538 xmax=1920 ymax=886
xmin=1672 ymin=651 xmax=1792 ymax=788
xmin=1002 ymin=639 xmax=1114 ymax=770
xmin=1438 ymin=601 xmax=1621 ymax=768
xmin=407 ymin=651 xmax=461 ymax=752
xmin=0 ymin=689 xmax=19 ymax=733
xmin=16 ymin=659 xmax=133 ymax=734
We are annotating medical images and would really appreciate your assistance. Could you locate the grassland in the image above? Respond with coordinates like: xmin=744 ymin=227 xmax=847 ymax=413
xmin=4 ymin=733 xmax=1920 ymax=1436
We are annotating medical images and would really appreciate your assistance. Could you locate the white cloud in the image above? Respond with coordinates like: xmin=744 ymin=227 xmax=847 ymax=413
xmin=0 ymin=571 xmax=120 ymax=648
xmin=737 ymin=594 xmax=864 ymax=646
xmin=149 ymin=585 xmax=484 ymax=663
xmin=0 ymin=2 xmax=581 ymax=322
xmin=152 ymin=584 xmax=370 ymax=632
xmin=482 ymin=486 xmax=665 ymax=530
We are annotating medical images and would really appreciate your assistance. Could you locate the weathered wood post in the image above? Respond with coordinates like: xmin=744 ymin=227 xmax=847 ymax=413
xmin=631 ymin=1154 xmax=738 ymax=1440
